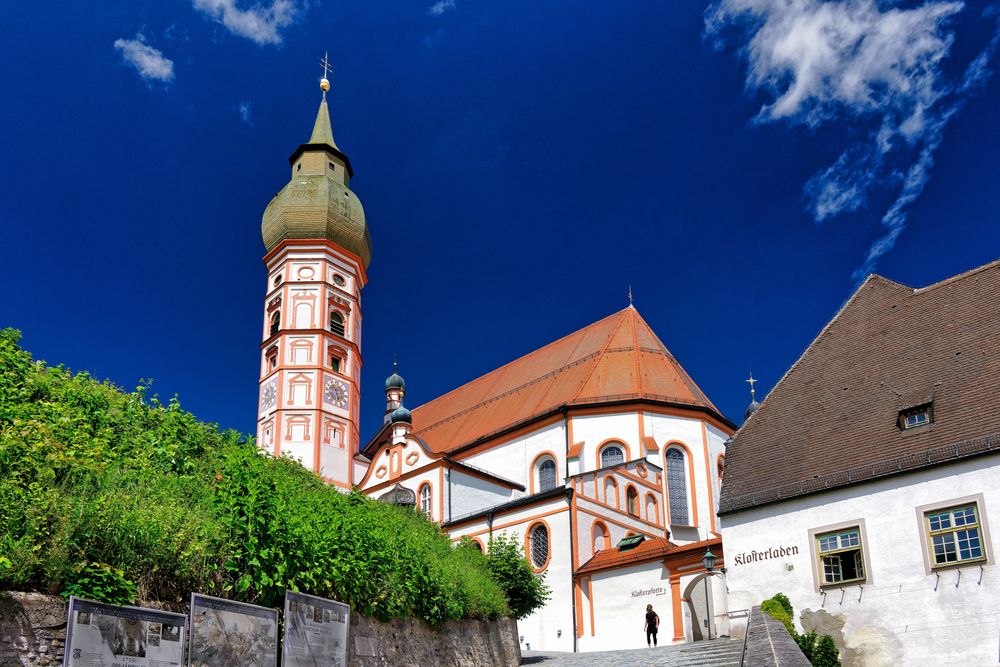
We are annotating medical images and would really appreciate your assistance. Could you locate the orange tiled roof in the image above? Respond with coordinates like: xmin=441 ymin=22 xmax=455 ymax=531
xmin=410 ymin=307 xmax=728 ymax=454
xmin=576 ymin=536 xmax=722 ymax=574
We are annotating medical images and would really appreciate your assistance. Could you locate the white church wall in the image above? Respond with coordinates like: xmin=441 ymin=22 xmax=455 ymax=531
xmin=448 ymin=469 xmax=514 ymax=520
xmin=447 ymin=498 xmax=574 ymax=653
xmin=459 ymin=421 xmax=566 ymax=494
xmin=578 ymin=561 xmax=672 ymax=652
xmin=721 ymin=456 xmax=1000 ymax=667
xmin=572 ymin=412 xmax=641 ymax=470
xmin=645 ymin=413 xmax=715 ymax=540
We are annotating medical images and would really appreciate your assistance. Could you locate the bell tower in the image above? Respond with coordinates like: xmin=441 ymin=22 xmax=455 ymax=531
xmin=256 ymin=63 xmax=372 ymax=489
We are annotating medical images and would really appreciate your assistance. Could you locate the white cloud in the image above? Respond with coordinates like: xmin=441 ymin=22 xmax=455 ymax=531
xmin=114 ymin=34 xmax=175 ymax=83
xmin=707 ymin=0 xmax=1000 ymax=278
xmin=239 ymin=101 xmax=253 ymax=125
xmin=429 ymin=0 xmax=456 ymax=16
xmin=193 ymin=0 xmax=298 ymax=45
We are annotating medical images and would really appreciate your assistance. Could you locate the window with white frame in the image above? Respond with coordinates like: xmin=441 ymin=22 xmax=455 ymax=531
xmin=419 ymin=484 xmax=432 ymax=519
xmin=816 ymin=527 xmax=866 ymax=585
xmin=924 ymin=504 xmax=986 ymax=567
xmin=601 ymin=444 xmax=625 ymax=467
xmin=538 ymin=459 xmax=557 ymax=492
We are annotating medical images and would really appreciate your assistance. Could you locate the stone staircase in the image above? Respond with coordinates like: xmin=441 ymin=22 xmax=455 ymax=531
xmin=659 ymin=638 xmax=744 ymax=666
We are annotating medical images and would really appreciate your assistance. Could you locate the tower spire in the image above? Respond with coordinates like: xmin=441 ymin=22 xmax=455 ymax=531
xmin=308 ymin=52 xmax=338 ymax=148
xmin=743 ymin=372 xmax=761 ymax=421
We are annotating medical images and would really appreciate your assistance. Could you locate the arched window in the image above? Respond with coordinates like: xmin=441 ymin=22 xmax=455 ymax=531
xmin=529 ymin=523 xmax=549 ymax=569
xmin=665 ymin=448 xmax=689 ymax=525
xmin=604 ymin=477 xmax=619 ymax=508
xmin=470 ymin=540 xmax=483 ymax=553
xmin=718 ymin=455 xmax=725 ymax=483
xmin=592 ymin=522 xmax=610 ymax=553
xmin=626 ymin=486 xmax=639 ymax=516
xmin=269 ymin=311 xmax=280 ymax=335
xmin=601 ymin=444 xmax=625 ymax=467
xmin=419 ymin=484 xmax=432 ymax=519
xmin=538 ymin=459 xmax=557 ymax=492
xmin=645 ymin=493 xmax=658 ymax=524
xmin=329 ymin=311 xmax=346 ymax=337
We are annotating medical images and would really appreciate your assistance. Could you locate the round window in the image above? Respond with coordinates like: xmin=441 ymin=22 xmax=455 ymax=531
xmin=333 ymin=274 xmax=346 ymax=287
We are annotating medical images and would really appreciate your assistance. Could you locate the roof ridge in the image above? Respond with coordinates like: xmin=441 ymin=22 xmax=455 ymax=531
xmin=732 ymin=275 xmax=878 ymax=435
xmin=913 ymin=257 xmax=1000 ymax=294
xmin=630 ymin=308 xmax=644 ymax=398
xmin=631 ymin=308 xmax=720 ymax=414
xmin=569 ymin=308 xmax=633 ymax=404
xmin=410 ymin=309 xmax=628 ymax=419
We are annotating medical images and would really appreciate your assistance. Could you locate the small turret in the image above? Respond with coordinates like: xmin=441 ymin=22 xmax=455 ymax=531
xmin=384 ymin=361 xmax=406 ymax=424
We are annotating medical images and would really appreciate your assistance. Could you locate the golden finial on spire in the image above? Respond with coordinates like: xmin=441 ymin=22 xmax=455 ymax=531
xmin=319 ymin=51 xmax=332 ymax=93
xmin=746 ymin=372 xmax=758 ymax=401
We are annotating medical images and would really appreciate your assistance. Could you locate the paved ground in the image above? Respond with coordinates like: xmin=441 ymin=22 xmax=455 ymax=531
xmin=521 ymin=639 xmax=743 ymax=666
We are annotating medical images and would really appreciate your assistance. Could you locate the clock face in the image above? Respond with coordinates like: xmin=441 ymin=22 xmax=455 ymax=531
xmin=261 ymin=381 xmax=277 ymax=409
xmin=324 ymin=378 xmax=349 ymax=409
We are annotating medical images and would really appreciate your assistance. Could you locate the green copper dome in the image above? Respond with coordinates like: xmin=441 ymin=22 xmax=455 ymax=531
xmin=389 ymin=406 xmax=412 ymax=424
xmin=385 ymin=368 xmax=405 ymax=390
xmin=261 ymin=94 xmax=372 ymax=268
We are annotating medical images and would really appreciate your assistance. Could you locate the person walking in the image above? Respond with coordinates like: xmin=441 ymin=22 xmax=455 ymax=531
xmin=644 ymin=604 xmax=660 ymax=647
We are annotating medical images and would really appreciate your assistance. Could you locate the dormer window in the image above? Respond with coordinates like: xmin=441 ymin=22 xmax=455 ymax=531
xmin=899 ymin=403 xmax=933 ymax=430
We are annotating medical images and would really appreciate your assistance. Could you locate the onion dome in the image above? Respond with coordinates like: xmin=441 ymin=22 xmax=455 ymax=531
xmin=385 ymin=362 xmax=405 ymax=390
xmin=262 ymin=82 xmax=372 ymax=268
xmin=743 ymin=399 xmax=761 ymax=421
xmin=389 ymin=406 xmax=412 ymax=424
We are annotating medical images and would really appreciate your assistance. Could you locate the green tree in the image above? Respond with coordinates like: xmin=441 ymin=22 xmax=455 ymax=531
xmin=485 ymin=533 xmax=551 ymax=619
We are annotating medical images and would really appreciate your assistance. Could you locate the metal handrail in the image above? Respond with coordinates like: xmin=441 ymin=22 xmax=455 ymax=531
xmin=738 ymin=607 xmax=754 ymax=667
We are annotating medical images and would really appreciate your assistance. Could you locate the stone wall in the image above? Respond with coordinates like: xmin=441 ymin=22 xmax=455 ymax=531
xmin=0 ymin=592 xmax=520 ymax=667
xmin=743 ymin=605 xmax=810 ymax=667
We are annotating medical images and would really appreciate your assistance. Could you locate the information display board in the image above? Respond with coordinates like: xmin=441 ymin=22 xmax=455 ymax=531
xmin=188 ymin=593 xmax=278 ymax=667
xmin=282 ymin=591 xmax=350 ymax=667
xmin=63 ymin=596 xmax=187 ymax=667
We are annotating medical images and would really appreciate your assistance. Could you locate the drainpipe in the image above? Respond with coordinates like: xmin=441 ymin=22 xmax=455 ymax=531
xmin=447 ymin=464 xmax=452 ymax=522
xmin=567 ymin=486 xmax=578 ymax=653
xmin=561 ymin=407 xmax=578 ymax=653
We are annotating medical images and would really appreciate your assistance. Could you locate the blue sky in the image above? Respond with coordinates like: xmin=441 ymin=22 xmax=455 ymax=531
xmin=3 ymin=0 xmax=999 ymax=440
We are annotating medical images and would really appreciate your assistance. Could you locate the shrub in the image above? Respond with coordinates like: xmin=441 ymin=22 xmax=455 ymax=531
xmin=761 ymin=594 xmax=794 ymax=634
xmin=760 ymin=593 xmax=840 ymax=667
xmin=61 ymin=562 xmax=137 ymax=605
xmin=485 ymin=533 xmax=551 ymax=620
xmin=0 ymin=329 xmax=509 ymax=623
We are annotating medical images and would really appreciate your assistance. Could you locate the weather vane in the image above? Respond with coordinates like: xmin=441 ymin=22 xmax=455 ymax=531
xmin=628 ymin=285 xmax=633 ymax=306
xmin=746 ymin=372 xmax=757 ymax=401
xmin=319 ymin=51 xmax=332 ymax=92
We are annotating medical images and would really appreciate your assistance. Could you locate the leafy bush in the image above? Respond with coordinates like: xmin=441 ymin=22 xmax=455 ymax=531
xmin=484 ymin=533 xmax=551 ymax=620
xmin=760 ymin=594 xmax=794 ymax=634
xmin=760 ymin=593 xmax=840 ymax=667
xmin=0 ymin=329 xmax=509 ymax=623
xmin=61 ymin=562 xmax=137 ymax=605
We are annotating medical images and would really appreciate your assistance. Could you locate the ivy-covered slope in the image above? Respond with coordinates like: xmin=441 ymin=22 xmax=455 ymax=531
xmin=0 ymin=329 xmax=512 ymax=623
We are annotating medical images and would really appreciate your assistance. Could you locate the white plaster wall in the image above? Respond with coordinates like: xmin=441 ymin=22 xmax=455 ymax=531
xmin=721 ymin=456 xmax=1000 ymax=666
xmin=448 ymin=499 xmax=574 ymax=653
xmin=460 ymin=421 xmax=566 ymax=494
xmin=573 ymin=412 xmax=641 ymax=470
xmin=579 ymin=562 xmax=672 ymax=652
xmin=448 ymin=470 xmax=514 ymax=520
xmin=645 ymin=413 xmax=714 ymax=541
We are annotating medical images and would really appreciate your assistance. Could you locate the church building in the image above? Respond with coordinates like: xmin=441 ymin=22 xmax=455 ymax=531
xmin=255 ymin=77 xmax=737 ymax=652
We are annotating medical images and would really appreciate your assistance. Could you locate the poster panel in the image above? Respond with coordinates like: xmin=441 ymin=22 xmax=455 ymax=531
xmin=188 ymin=594 xmax=278 ymax=667
xmin=63 ymin=596 xmax=187 ymax=667
xmin=282 ymin=591 xmax=351 ymax=667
